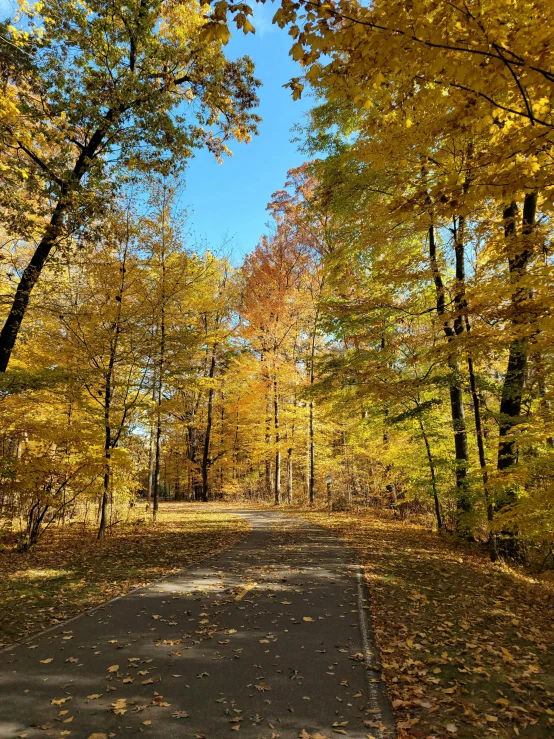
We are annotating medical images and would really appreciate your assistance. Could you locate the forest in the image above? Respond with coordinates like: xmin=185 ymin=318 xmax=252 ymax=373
xmin=1 ymin=1 xmax=553 ymax=739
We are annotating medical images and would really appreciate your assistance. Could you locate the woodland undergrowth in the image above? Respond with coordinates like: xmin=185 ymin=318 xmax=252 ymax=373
xmin=289 ymin=507 xmax=554 ymax=739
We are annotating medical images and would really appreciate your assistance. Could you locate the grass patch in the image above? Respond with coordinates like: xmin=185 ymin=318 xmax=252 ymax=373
xmin=0 ymin=502 xmax=249 ymax=648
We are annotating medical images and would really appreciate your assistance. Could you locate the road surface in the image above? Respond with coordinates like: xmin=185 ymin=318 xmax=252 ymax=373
xmin=0 ymin=510 xmax=393 ymax=739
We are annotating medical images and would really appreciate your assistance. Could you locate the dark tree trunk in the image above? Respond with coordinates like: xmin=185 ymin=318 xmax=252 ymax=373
xmin=429 ymin=223 xmax=472 ymax=534
xmin=417 ymin=411 xmax=442 ymax=531
xmin=0 ymin=126 xmax=108 ymax=371
xmin=466 ymin=345 xmax=497 ymax=560
xmin=287 ymin=446 xmax=293 ymax=503
xmin=497 ymin=194 xmax=538 ymax=474
xmin=98 ymin=377 xmax=112 ymax=541
xmin=0 ymin=200 xmax=68 ymax=371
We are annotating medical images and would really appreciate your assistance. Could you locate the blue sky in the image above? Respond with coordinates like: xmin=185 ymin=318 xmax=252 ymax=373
xmin=0 ymin=0 xmax=310 ymax=263
xmin=183 ymin=4 xmax=312 ymax=263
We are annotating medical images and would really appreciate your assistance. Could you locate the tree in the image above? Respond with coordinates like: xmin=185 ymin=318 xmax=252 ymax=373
xmin=55 ymin=207 xmax=151 ymax=539
xmin=0 ymin=0 xmax=260 ymax=370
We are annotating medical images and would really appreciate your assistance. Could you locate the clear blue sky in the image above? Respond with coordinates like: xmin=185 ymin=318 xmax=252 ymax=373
xmin=183 ymin=4 xmax=311 ymax=263
xmin=0 ymin=0 xmax=309 ymax=263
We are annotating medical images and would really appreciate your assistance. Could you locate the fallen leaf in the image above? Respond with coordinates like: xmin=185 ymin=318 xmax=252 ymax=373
xmin=51 ymin=697 xmax=72 ymax=706
xmin=40 ymin=658 xmax=53 ymax=664
xmin=111 ymin=698 xmax=127 ymax=715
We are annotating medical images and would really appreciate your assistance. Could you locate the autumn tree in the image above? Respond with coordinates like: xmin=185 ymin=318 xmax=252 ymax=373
xmin=0 ymin=0 xmax=260 ymax=371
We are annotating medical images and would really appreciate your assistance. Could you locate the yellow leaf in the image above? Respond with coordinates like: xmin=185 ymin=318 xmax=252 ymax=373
xmin=215 ymin=23 xmax=231 ymax=44
xmin=107 ymin=664 xmax=119 ymax=672
xmin=111 ymin=698 xmax=127 ymax=715
xmin=51 ymin=697 xmax=72 ymax=706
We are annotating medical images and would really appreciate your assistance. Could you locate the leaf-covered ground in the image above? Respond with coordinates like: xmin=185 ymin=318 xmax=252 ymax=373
xmin=0 ymin=503 xmax=249 ymax=648
xmin=292 ymin=508 xmax=554 ymax=739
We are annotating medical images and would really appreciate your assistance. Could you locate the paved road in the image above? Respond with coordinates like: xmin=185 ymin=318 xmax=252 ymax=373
xmin=0 ymin=510 xmax=393 ymax=739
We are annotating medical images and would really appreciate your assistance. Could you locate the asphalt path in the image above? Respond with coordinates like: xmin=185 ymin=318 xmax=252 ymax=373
xmin=0 ymin=510 xmax=394 ymax=739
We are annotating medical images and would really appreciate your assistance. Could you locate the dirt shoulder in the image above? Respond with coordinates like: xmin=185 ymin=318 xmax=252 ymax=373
xmin=290 ymin=508 xmax=554 ymax=739
xmin=0 ymin=502 xmax=249 ymax=648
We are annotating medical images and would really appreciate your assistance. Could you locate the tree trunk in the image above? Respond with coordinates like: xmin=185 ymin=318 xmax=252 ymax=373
xmin=466 ymin=347 xmax=497 ymax=559
xmin=287 ymin=447 xmax=293 ymax=503
xmin=98 ymin=378 xmax=112 ymax=541
xmin=201 ymin=348 xmax=217 ymax=502
xmin=152 ymin=324 xmax=164 ymax=520
xmin=0 ymin=126 xmax=108 ymax=371
xmin=0 ymin=199 xmax=69 ymax=371
xmin=417 ymin=412 xmax=442 ymax=531
xmin=274 ymin=375 xmax=281 ymax=505
xmin=429 ymin=223 xmax=471 ymax=534
xmin=308 ymin=399 xmax=315 ymax=505
xmin=497 ymin=194 xmax=537 ymax=474
xmin=146 ymin=389 xmax=155 ymax=508
xmin=308 ymin=309 xmax=319 ymax=506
